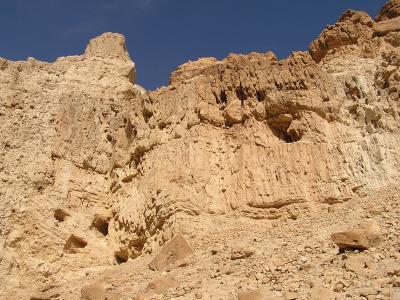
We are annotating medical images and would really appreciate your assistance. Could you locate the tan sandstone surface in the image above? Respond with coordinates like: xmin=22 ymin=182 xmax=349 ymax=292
xmin=1 ymin=1 xmax=400 ymax=299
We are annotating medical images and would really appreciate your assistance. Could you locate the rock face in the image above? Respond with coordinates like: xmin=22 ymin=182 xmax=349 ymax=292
xmin=1 ymin=1 xmax=400 ymax=299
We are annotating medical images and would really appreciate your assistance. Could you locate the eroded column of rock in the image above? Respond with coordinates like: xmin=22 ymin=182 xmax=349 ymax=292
xmin=0 ymin=33 xmax=145 ymax=294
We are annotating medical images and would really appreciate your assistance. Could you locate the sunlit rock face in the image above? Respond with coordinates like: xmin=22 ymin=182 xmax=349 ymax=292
xmin=1 ymin=2 xmax=400 ymax=298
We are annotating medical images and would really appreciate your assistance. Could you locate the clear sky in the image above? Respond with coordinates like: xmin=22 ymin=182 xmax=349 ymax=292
xmin=0 ymin=0 xmax=386 ymax=90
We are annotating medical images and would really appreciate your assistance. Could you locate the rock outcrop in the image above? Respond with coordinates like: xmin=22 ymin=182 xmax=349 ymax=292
xmin=309 ymin=10 xmax=374 ymax=62
xmin=377 ymin=0 xmax=400 ymax=21
xmin=1 ymin=1 xmax=400 ymax=299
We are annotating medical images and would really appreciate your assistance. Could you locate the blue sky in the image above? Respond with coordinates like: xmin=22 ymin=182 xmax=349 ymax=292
xmin=0 ymin=0 xmax=386 ymax=90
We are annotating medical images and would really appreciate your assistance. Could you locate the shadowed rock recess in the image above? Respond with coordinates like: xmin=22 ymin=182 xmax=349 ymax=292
xmin=1 ymin=1 xmax=400 ymax=299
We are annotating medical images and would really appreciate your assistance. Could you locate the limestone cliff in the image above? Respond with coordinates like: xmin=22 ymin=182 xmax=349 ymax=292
xmin=1 ymin=1 xmax=400 ymax=299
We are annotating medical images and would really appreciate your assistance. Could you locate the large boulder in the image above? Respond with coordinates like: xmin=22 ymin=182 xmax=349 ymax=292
xmin=331 ymin=224 xmax=383 ymax=250
xmin=149 ymin=234 xmax=193 ymax=270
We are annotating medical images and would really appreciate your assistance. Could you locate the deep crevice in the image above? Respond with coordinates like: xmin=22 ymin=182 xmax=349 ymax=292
xmin=236 ymin=85 xmax=248 ymax=105
xmin=142 ymin=108 xmax=153 ymax=122
xmin=215 ymin=89 xmax=227 ymax=105
xmin=256 ymin=90 xmax=266 ymax=102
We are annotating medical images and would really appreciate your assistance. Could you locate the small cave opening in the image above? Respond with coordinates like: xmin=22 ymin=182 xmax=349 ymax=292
xmin=114 ymin=249 xmax=129 ymax=264
xmin=268 ymin=126 xmax=296 ymax=143
xmin=267 ymin=116 xmax=303 ymax=143
xmin=54 ymin=209 xmax=70 ymax=222
xmin=64 ymin=235 xmax=87 ymax=253
xmin=91 ymin=215 xmax=109 ymax=236
xmin=158 ymin=121 xmax=171 ymax=130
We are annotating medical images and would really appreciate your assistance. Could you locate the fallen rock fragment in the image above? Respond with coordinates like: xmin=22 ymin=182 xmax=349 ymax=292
xmin=134 ymin=293 xmax=149 ymax=300
xmin=30 ymin=293 xmax=58 ymax=300
xmin=231 ymin=247 xmax=256 ymax=260
xmin=359 ymin=287 xmax=378 ymax=298
xmin=333 ymin=282 xmax=345 ymax=293
xmin=310 ymin=287 xmax=334 ymax=300
xmin=331 ymin=224 xmax=383 ymax=251
xmin=30 ymin=296 xmax=51 ymax=300
xmin=81 ymin=283 xmax=105 ymax=300
xmin=284 ymin=292 xmax=298 ymax=300
xmin=145 ymin=275 xmax=177 ymax=295
xmin=81 ymin=282 xmax=124 ymax=300
xmin=344 ymin=254 xmax=368 ymax=273
xmin=149 ymin=234 xmax=193 ymax=270
xmin=238 ymin=288 xmax=281 ymax=300
xmin=30 ymin=285 xmax=60 ymax=300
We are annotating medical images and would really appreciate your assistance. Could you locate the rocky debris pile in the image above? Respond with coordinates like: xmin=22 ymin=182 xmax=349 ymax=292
xmin=1 ymin=0 xmax=400 ymax=299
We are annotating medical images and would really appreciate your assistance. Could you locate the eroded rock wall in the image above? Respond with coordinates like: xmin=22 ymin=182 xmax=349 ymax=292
xmin=1 ymin=1 xmax=400 ymax=298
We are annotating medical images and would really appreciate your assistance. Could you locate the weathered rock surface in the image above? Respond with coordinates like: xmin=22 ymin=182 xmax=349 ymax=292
xmin=1 ymin=1 xmax=400 ymax=299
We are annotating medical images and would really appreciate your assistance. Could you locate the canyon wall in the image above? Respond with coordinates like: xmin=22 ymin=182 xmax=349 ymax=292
xmin=1 ymin=1 xmax=400 ymax=299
